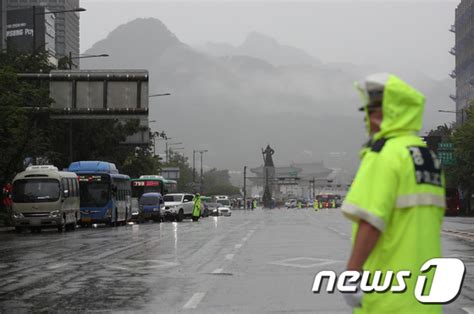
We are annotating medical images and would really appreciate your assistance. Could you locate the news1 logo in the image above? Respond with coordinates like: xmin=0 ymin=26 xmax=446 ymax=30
xmin=312 ymin=258 xmax=466 ymax=304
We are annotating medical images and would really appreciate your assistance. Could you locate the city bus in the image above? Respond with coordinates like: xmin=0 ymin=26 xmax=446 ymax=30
xmin=131 ymin=175 xmax=166 ymax=217
xmin=164 ymin=179 xmax=178 ymax=194
xmin=12 ymin=165 xmax=80 ymax=233
xmin=68 ymin=161 xmax=131 ymax=226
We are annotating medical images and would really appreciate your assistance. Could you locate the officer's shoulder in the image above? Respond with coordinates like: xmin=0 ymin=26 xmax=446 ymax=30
xmin=369 ymin=136 xmax=423 ymax=155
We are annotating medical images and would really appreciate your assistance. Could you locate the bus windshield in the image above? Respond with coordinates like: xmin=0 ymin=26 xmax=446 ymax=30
xmin=78 ymin=175 xmax=110 ymax=207
xmin=13 ymin=179 xmax=60 ymax=203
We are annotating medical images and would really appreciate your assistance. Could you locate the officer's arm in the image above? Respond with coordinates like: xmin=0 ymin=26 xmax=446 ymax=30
xmin=346 ymin=219 xmax=381 ymax=271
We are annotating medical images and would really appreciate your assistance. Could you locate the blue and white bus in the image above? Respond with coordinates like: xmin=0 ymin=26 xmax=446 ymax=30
xmin=68 ymin=161 xmax=131 ymax=226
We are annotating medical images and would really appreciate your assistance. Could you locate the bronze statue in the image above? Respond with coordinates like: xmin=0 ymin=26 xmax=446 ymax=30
xmin=262 ymin=145 xmax=275 ymax=208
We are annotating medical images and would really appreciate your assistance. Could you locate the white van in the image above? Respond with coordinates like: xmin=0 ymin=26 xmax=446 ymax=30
xmin=12 ymin=165 xmax=80 ymax=233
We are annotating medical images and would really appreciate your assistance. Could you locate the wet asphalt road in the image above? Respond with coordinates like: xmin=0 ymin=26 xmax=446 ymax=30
xmin=0 ymin=208 xmax=473 ymax=313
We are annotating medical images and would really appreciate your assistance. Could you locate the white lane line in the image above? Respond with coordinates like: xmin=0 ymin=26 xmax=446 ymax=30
xmin=225 ymin=254 xmax=234 ymax=260
xmin=235 ymin=244 xmax=242 ymax=249
xmin=242 ymin=237 xmax=248 ymax=242
xmin=462 ymin=308 xmax=474 ymax=314
xmin=47 ymin=263 xmax=69 ymax=270
xmin=212 ymin=268 xmax=223 ymax=274
xmin=183 ymin=292 xmax=206 ymax=309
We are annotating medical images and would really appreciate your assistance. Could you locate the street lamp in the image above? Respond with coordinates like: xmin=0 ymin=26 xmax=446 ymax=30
xmin=166 ymin=142 xmax=183 ymax=163
xmin=149 ymin=93 xmax=171 ymax=98
xmin=67 ymin=53 xmax=109 ymax=69
xmin=439 ymin=109 xmax=465 ymax=124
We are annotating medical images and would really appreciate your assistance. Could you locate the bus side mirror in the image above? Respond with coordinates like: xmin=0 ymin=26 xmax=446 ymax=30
xmin=63 ymin=190 xmax=69 ymax=198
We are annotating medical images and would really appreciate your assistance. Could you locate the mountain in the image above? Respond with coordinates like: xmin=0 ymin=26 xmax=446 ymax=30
xmin=82 ymin=18 xmax=453 ymax=174
xmin=197 ymin=31 xmax=322 ymax=67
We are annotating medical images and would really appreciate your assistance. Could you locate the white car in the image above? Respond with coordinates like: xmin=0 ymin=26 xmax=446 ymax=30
xmin=162 ymin=193 xmax=195 ymax=222
xmin=216 ymin=199 xmax=232 ymax=216
xmin=218 ymin=206 xmax=232 ymax=216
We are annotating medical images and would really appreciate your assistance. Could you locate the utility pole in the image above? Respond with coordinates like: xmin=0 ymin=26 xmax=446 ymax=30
xmin=243 ymin=166 xmax=247 ymax=209
xmin=200 ymin=151 xmax=204 ymax=194
xmin=192 ymin=150 xmax=196 ymax=184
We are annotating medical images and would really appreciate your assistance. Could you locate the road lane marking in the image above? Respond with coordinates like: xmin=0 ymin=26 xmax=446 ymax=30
xmin=225 ymin=254 xmax=234 ymax=260
xmin=328 ymin=227 xmax=348 ymax=237
xmin=270 ymin=257 xmax=344 ymax=269
xmin=242 ymin=237 xmax=248 ymax=242
xmin=47 ymin=263 xmax=69 ymax=270
xmin=183 ymin=292 xmax=206 ymax=309
xmin=442 ymin=231 xmax=474 ymax=242
xmin=462 ymin=308 xmax=474 ymax=314
xmin=235 ymin=244 xmax=242 ymax=249
xmin=212 ymin=268 xmax=223 ymax=274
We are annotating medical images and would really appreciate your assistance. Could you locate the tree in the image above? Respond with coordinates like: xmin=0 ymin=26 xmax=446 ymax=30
xmin=450 ymin=105 xmax=474 ymax=214
xmin=0 ymin=50 xmax=53 ymax=186
xmin=0 ymin=49 xmax=159 ymax=184
xmin=163 ymin=150 xmax=194 ymax=192
xmin=202 ymin=168 xmax=241 ymax=196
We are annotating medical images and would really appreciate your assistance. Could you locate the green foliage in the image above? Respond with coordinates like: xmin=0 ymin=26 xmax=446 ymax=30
xmin=0 ymin=49 xmax=159 ymax=187
xmin=450 ymin=106 xmax=474 ymax=189
xmin=163 ymin=150 xmax=194 ymax=192
xmin=0 ymin=50 xmax=53 ymax=185
xmin=202 ymin=168 xmax=241 ymax=196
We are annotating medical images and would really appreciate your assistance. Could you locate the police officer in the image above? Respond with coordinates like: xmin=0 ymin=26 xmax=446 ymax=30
xmin=341 ymin=73 xmax=445 ymax=313
xmin=192 ymin=193 xmax=201 ymax=222
xmin=252 ymin=199 xmax=257 ymax=210
xmin=313 ymin=199 xmax=318 ymax=211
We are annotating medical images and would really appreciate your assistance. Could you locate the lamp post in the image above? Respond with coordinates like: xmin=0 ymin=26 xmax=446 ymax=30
xmin=193 ymin=149 xmax=208 ymax=194
xmin=149 ymin=93 xmax=171 ymax=98
xmin=438 ymin=109 xmax=465 ymax=124
xmin=68 ymin=53 xmax=109 ymax=69
xmin=243 ymin=166 xmax=247 ymax=209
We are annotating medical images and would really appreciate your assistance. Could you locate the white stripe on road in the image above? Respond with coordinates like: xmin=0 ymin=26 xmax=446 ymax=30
xmin=225 ymin=254 xmax=234 ymax=260
xmin=235 ymin=244 xmax=242 ymax=249
xmin=183 ymin=292 xmax=206 ymax=309
xmin=212 ymin=268 xmax=223 ymax=274
xmin=462 ymin=308 xmax=474 ymax=314
xmin=47 ymin=263 xmax=68 ymax=270
xmin=242 ymin=237 xmax=248 ymax=242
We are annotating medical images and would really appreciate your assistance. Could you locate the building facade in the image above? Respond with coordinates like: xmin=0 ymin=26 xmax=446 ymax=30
xmin=0 ymin=0 xmax=6 ymax=50
xmin=454 ymin=0 xmax=474 ymax=124
xmin=6 ymin=7 xmax=55 ymax=59
xmin=7 ymin=0 xmax=79 ymax=67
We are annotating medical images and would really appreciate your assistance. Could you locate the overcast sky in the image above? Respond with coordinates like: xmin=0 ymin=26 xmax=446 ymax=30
xmin=81 ymin=0 xmax=459 ymax=80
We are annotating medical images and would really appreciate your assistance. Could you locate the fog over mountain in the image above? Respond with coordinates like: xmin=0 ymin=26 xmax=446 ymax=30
xmin=82 ymin=18 xmax=453 ymax=174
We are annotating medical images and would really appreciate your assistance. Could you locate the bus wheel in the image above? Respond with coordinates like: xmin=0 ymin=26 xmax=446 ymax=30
xmin=113 ymin=209 xmax=119 ymax=227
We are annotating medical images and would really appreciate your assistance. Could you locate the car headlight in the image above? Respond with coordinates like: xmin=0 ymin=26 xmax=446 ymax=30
xmin=12 ymin=211 xmax=24 ymax=219
xmin=49 ymin=210 xmax=60 ymax=218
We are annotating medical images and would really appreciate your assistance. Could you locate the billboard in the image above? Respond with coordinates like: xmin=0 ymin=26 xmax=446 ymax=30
xmin=49 ymin=70 xmax=149 ymax=119
xmin=6 ymin=7 xmax=55 ymax=56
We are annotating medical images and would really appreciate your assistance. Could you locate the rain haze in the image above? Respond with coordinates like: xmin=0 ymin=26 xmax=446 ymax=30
xmin=80 ymin=0 xmax=458 ymax=174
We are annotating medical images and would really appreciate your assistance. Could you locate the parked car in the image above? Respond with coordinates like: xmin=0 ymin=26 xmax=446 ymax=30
xmin=162 ymin=193 xmax=195 ymax=222
xmin=137 ymin=192 xmax=163 ymax=223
